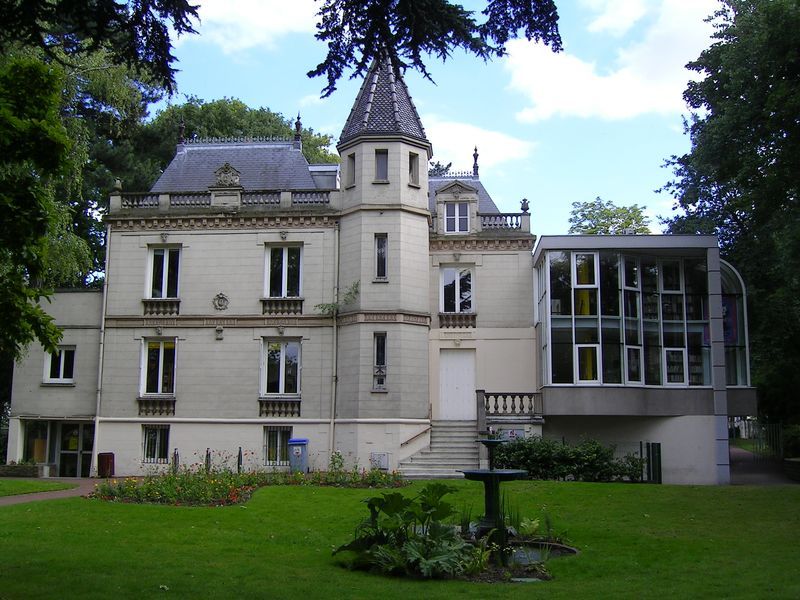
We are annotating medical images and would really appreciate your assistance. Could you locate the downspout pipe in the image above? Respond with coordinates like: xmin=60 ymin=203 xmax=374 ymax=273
xmin=91 ymin=224 xmax=111 ymax=476
xmin=328 ymin=222 xmax=340 ymax=457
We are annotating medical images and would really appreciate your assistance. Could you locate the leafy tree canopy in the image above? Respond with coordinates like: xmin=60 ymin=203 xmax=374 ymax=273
xmin=0 ymin=57 xmax=73 ymax=359
xmin=309 ymin=0 xmax=562 ymax=96
xmin=568 ymin=197 xmax=651 ymax=235
xmin=662 ymin=0 xmax=800 ymax=422
xmin=0 ymin=0 xmax=198 ymax=91
xmin=428 ymin=160 xmax=452 ymax=177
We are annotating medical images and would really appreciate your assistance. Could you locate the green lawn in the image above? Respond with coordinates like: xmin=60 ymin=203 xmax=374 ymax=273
xmin=1 ymin=480 xmax=798 ymax=599
xmin=0 ymin=479 xmax=75 ymax=497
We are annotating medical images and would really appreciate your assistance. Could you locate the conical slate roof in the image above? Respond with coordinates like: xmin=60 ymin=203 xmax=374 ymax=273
xmin=339 ymin=59 xmax=431 ymax=151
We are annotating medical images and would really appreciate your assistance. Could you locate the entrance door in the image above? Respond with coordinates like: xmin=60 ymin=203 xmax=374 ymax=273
xmin=59 ymin=423 xmax=94 ymax=477
xmin=439 ymin=349 xmax=476 ymax=420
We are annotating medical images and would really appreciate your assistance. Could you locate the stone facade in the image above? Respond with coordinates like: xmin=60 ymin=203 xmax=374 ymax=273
xmin=5 ymin=61 xmax=756 ymax=484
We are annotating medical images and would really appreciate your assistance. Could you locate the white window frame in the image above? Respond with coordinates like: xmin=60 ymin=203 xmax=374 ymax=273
xmin=373 ymin=332 xmax=387 ymax=391
xmin=142 ymin=424 xmax=169 ymax=464
xmin=624 ymin=345 xmax=643 ymax=384
xmin=264 ymin=426 xmax=292 ymax=466
xmin=572 ymin=252 xmax=599 ymax=288
xmin=147 ymin=246 xmax=180 ymax=299
xmin=663 ymin=347 xmax=687 ymax=385
xmin=440 ymin=266 xmax=474 ymax=313
xmin=261 ymin=339 xmax=301 ymax=396
xmin=140 ymin=339 xmax=177 ymax=396
xmin=374 ymin=234 xmax=388 ymax=281
xmin=660 ymin=259 xmax=684 ymax=293
xmin=44 ymin=346 xmax=76 ymax=383
xmin=265 ymin=245 xmax=303 ymax=298
xmin=575 ymin=344 xmax=601 ymax=383
xmin=444 ymin=202 xmax=469 ymax=233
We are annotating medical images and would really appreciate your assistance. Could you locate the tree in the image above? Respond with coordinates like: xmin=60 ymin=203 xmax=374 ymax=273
xmin=567 ymin=197 xmax=651 ymax=235
xmin=309 ymin=0 xmax=562 ymax=96
xmin=662 ymin=0 xmax=800 ymax=422
xmin=0 ymin=57 xmax=73 ymax=360
xmin=0 ymin=0 xmax=198 ymax=91
xmin=428 ymin=160 xmax=452 ymax=177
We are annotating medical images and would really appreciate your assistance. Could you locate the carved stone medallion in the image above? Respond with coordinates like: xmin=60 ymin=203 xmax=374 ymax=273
xmin=212 ymin=292 xmax=230 ymax=311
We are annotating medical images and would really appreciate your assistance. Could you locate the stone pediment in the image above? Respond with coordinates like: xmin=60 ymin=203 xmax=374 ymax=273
xmin=434 ymin=180 xmax=478 ymax=197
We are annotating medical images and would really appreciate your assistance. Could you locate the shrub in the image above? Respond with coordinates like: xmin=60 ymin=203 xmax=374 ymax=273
xmin=495 ymin=437 xmax=645 ymax=483
xmin=333 ymin=483 xmax=484 ymax=579
xmin=784 ymin=425 xmax=800 ymax=458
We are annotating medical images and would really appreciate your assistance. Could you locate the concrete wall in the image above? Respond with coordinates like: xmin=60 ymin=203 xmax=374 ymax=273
xmin=545 ymin=415 xmax=721 ymax=484
xmin=106 ymin=227 xmax=336 ymax=317
xmin=10 ymin=290 xmax=102 ymax=419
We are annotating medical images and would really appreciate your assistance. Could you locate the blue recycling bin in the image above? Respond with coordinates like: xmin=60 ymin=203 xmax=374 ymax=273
xmin=287 ymin=438 xmax=309 ymax=473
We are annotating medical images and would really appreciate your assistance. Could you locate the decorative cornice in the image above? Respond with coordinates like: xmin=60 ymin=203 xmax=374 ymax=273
xmin=109 ymin=215 xmax=338 ymax=232
xmin=429 ymin=237 xmax=535 ymax=252
xmin=105 ymin=315 xmax=333 ymax=328
xmin=337 ymin=311 xmax=431 ymax=327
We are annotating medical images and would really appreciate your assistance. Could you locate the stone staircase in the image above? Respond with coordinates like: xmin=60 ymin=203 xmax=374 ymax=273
xmin=398 ymin=420 xmax=479 ymax=479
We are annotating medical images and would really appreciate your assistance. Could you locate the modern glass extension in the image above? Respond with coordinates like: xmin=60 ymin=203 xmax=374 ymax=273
xmin=536 ymin=248 xmax=749 ymax=388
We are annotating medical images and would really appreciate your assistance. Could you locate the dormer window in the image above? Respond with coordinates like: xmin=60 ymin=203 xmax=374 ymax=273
xmin=445 ymin=202 xmax=469 ymax=233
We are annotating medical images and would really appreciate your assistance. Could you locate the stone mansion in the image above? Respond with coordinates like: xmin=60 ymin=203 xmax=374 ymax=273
xmin=6 ymin=61 xmax=756 ymax=484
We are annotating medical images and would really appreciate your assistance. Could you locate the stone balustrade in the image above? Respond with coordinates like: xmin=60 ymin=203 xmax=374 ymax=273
xmin=259 ymin=398 xmax=301 ymax=417
xmin=476 ymin=390 xmax=544 ymax=432
xmin=438 ymin=312 xmax=476 ymax=328
xmin=261 ymin=297 xmax=304 ymax=315
xmin=138 ymin=396 xmax=176 ymax=416
xmin=142 ymin=298 xmax=181 ymax=316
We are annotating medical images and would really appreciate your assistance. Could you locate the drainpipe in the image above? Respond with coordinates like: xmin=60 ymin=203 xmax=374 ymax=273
xmin=328 ymin=222 xmax=340 ymax=457
xmin=91 ymin=224 xmax=111 ymax=476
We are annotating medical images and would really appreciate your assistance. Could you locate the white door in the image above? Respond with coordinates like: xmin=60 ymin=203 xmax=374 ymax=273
xmin=439 ymin=349 xmax=476 ymax=420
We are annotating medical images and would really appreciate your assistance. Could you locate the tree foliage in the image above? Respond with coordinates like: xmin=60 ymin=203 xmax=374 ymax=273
xmin=309 ymin=0 xmax=562 ymax=96
xmin=0 ymin=57 xmax=72 ymax=359
xmin=0 ymin=0 xmax=198 ymax=91
xmin=428 ymin=160 xmax=452 ymax=177
xmin=662 ymin=0 xmax=800 ymax=421
xmin=568 ymin=197 xmax=651 ymax=235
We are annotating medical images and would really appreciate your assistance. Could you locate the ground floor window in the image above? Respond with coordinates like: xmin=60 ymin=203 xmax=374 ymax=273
xmin=143 ymin=425 xmax=169 ymax=464
xmin=264 ymin=426 xmax=292 ymax=466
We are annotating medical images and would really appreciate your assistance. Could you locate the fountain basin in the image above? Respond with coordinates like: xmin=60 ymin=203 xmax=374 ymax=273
xmin=462 ymin=468 xmax=528 ymax=483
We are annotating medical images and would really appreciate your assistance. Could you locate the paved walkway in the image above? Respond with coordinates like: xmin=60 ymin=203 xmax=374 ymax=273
xmin=0 ymin=478 xmax=97 ymax=507
xmin=729 ymin=446 xmax=795 ymax=485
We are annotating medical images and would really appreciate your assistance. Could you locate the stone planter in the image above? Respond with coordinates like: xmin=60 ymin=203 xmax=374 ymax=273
xmin=0 ymin=464 xmax=55 ymax=478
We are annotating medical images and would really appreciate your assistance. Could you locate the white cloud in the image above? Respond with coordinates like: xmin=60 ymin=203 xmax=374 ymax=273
xmin=582 ymin=0 xmax=648 ymax=36
xmin=507 ymin=0 xmax=718 ymax=122
xmin=299 ymin=93 xmax=324 ymax=107
xmin=190 ymin=0 xmax=317 ymax=54
xmin=422 ymin=114 xmax=536 ymax=171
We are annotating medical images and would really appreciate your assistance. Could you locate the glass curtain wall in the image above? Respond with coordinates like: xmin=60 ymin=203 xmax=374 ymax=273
xmin=540 ymin=251 xmax=712 ymax=387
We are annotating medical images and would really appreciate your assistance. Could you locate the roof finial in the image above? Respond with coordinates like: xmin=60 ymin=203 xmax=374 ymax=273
xmin=472 ymin=146 xmax=479 ymax=178
xmin=178 ymin=120 xmax=186 ymax=144
xmin=295 ymin=113 xmax=302 ymax=140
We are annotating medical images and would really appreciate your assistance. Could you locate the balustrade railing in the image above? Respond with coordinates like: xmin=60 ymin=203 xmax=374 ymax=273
xmin=438 ymin=312 xmax=476 ymax=328
xmin=138 ymin=396 xmax=176 ymax=416
xmin=261 ymin=297 xmax=303 ymax=315
xmin=170 ymin=192 xmax=211 ymax=207
xmin=476 ymin=390 xmax=544 ymax=432
xmin=259 ymin=398 xmax=301 ymax=417
xmin=121 ymin=193 xmax=159 ymax=208
xmin=292 ymin=191 xmax=330 ymax=204
xmin=478 ymin=213 xmax=522 ymax=230
xmin=143 ymin=298 xmax=181 ymax=316
xmin=242 ymin=191 xmax=280 ymax=205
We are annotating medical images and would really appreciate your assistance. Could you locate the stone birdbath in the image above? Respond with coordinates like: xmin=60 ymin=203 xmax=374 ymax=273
xmin=461 ymin=437 xmax=527 ymax=537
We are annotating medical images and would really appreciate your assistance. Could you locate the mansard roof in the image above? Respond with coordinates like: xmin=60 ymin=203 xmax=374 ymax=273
xmin=339 ymin=59 xmax=430 ymax=151
xmin=150 ymin=140 xmax=322 ymax=193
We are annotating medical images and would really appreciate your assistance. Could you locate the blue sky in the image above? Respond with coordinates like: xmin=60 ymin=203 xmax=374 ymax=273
xmin=165 ymin=0 xmax=721 ymax=235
